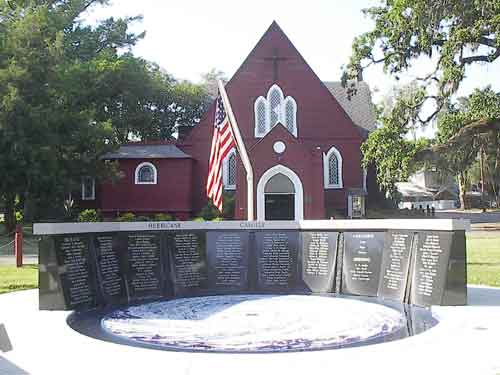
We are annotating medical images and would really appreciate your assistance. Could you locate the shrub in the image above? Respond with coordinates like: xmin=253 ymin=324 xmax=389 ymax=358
xmin=116 ymin=212 xmax=136 ymax=222
xmin=211 ymin=217 xmax=224 ymax=221
xmin=193 ymin=217 xmax=205 ymax=222
xmin=153 ymin=213 xmax=175 ymax=221
xmin=78 ymin=209 xmax=101 ymax=222
xmin=135 ymin=215 xmax=151 ymax=221
xmin=197 ymin=191 xmax=235 ymax=220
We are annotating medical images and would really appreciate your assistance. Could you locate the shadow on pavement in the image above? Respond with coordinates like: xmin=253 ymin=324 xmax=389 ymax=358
xmin=0 ymin=356 xmax=30 ymax=375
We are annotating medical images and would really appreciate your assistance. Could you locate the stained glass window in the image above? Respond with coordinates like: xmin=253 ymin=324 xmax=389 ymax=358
xmin=256 ymin=98 xmax=267 ymax=135
xmin=255 ymin=85 xmax=297 ymax=138
xmin=323 ymin=146 xmax=342 ymax=189
xmin=139 ymin=166 xmax=154 ymax=182
xmin=328 ymin=154 xmax=339 ymax=185
xmin=268 ymin=86 xmax=283 ymax=128
xmin=135 ymin=162 xmax=157 ymax=184
xmin=284 ymin=98 xmax=296 ymax=135
xmin=227 ymin=152 xmax=236 ymax=186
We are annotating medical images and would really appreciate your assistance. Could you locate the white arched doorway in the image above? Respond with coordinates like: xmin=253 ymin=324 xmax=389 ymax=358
xmin=257 ymin=165 xmax=304 ymax=221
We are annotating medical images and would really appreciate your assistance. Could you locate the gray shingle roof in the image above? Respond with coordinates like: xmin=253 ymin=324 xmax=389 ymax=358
xmin=103 ymin=144 xmax=191 ymax=159
xmin=323 ymin=81 xmax=377 ymax=132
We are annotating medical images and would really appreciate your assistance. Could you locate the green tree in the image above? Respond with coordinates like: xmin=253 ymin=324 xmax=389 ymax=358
xmin=166 ymin=80 xmax=209 ymax=139
xmin=343 ymin=0 xmax=500 ymax=125
xmin=346 ymin=1 xmax=500 ymax=203
xmin=361 ymin=85 xmax=429 ymax=198
xmin=0 ymin=0 xmax=142 ymax=231
xmin=419 ymin=88 xmax=500 ymax=208
xmin=88 ymin=55 xmax=208 ymax=142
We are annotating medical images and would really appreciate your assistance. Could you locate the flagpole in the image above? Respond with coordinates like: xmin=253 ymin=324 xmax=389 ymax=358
xmin=217 ymin=80 xmax=254 ymax=221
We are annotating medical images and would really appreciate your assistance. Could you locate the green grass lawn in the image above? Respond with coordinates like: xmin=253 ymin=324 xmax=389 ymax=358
xmin=467 ymin=234 xmax=500 ymax=287
xmin=0 ymin=265 xmax=38 ymax=294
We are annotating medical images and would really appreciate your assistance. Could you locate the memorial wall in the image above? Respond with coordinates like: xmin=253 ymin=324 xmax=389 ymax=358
xmin=35 ymin=220 xmax=468 ymax=311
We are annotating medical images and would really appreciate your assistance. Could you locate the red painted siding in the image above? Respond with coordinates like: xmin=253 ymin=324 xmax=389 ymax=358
xmin=99 ymin=158 xmax=193 ymax=219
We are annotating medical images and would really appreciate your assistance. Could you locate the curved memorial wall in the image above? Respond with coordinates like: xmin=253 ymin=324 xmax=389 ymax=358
xmin=35 ymin=220 xmax=468 ymax=311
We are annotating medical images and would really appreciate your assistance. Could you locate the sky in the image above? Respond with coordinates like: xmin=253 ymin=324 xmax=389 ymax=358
xmin=85 ymin=0 xmax=500 ymax=137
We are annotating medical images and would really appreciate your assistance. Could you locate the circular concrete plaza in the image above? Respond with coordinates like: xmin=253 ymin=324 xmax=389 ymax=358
xmin=1 ymin=287 xmax=500 ymax=375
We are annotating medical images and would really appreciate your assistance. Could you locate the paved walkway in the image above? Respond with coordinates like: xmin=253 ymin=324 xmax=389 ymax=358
xmin=435 ymin=209 xmax=500 ymax=226
xmin=0 ymin=255 xmax=37 ymax=266
xmin=1 ymin=287 xmax=500 ymax=375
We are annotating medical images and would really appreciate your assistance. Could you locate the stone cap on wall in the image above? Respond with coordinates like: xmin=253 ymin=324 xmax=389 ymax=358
xmin=34 ymin=219 xmax=470 ymax=235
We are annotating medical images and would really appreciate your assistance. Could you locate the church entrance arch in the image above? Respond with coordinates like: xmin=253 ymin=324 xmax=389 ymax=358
xmin=257 ymin=165 xmax=304 ymax=221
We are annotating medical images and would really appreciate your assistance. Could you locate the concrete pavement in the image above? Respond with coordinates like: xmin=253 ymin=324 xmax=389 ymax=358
xmin=1 ymin=287 xmax=500 ymax=375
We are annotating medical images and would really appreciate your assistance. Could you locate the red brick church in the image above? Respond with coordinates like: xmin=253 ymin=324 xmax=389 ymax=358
xmin=81 ymin=22 xmax=376 ymax=220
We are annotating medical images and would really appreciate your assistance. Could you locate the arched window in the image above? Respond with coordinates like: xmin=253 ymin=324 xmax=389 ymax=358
xmin=254 ymin=84 xmax=297 ymax=138
xmin=135 ymin=162 xmax=157 ymax=184
xmin=254 ymin=97 xmax=267 ymax=137
xmin=323 ymin=146 xmax=343 ymax=189
xmin=284 ymin=97 xmax=297 ymax=137
xmin=223 ymin=148 xmax=236 ymax=190
xmin=267 ymin=84 xmax=284 ymax=128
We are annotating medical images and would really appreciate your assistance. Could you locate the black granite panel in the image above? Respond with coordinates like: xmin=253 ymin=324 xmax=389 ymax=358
xmin=124 ymin=232 xmax=163 ymax=301
xmin=442 ymin=231 xmax=467 ymax=305
xmin=410 ymin=231 xmax=453 ymax=306
xmin=54 ymin=234 xmax=97 ymax=310
xmin=255 ymin=231 xmax=299 ymax=291
xmin=377 ymin=231 xmax=414 ymax=302
xmin=168 ymin=231 xmax=208 ymax=296
xmin=39 ymin=237 xmax=67 ymax=310
xmin=341 ymin=232 xmax=384 ymax=297
xmin=93 ymin=233 xmax=127 ymax=305
xmin=299 ymin=232 xmax=338 ymax=293
xmin=206 ymin=231 xmax=249 ymax=292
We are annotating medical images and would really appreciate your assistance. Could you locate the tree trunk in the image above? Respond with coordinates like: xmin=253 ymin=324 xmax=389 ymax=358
xmin=458 ymin=172 xmax=469 ymax=210
xmin=480 ymin=146 xmax=486 ymax=212
xmin=3 ymin=194 xmax=16 ymax=234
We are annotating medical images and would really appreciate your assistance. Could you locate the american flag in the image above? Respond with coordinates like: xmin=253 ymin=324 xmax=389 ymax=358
xmin=206 ymin=94 xmax=235 ymax=211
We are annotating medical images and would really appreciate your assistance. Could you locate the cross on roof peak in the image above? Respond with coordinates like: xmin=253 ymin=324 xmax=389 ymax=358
xmin=263 ymin=48 xmax=289 ymax=81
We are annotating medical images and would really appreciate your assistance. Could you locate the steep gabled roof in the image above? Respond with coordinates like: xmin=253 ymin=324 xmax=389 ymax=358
xmin=323 ymin=81 xmax=377 ymax=132
xmin=184 ymin=21 xmax=371 ymax=144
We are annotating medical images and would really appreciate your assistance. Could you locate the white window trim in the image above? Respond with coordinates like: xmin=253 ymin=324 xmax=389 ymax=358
xmin=254 ymin=96 xmax=267 ymax=138
xmin=135 ymin=162 xmax=158 ymax=185
xmin=323 ymin=146 xmax=343 ymax=189
xmin=267 ymin=84 xmax=285 ymax=131
xmin=284 ymin=96 xmax=298 ymax=137
xmin=81 ymin=177 xmax=95 ymax=200
xmin=257 ymin=164 xmax=304 ymax=221
xmin=222 ymin=148 xmax=236 ymax=190
xmin=254 ymin=84 xmax=298 ymax=139
xmin=363 ymin=167 xmax=367 ymax=193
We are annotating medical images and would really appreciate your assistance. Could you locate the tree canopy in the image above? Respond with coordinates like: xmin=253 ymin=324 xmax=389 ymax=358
xmin=347 ymin=0 xmax=500 ymax=202
xmin=343 ymin=0 xmax=500 ymax=124
xmin=361 ymin=85 xmax=429 ymax=198
xmin=415 ymin=87 xmax=500 ymax=207
xmin=0 ymin=0 xmax=208 ymax=230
